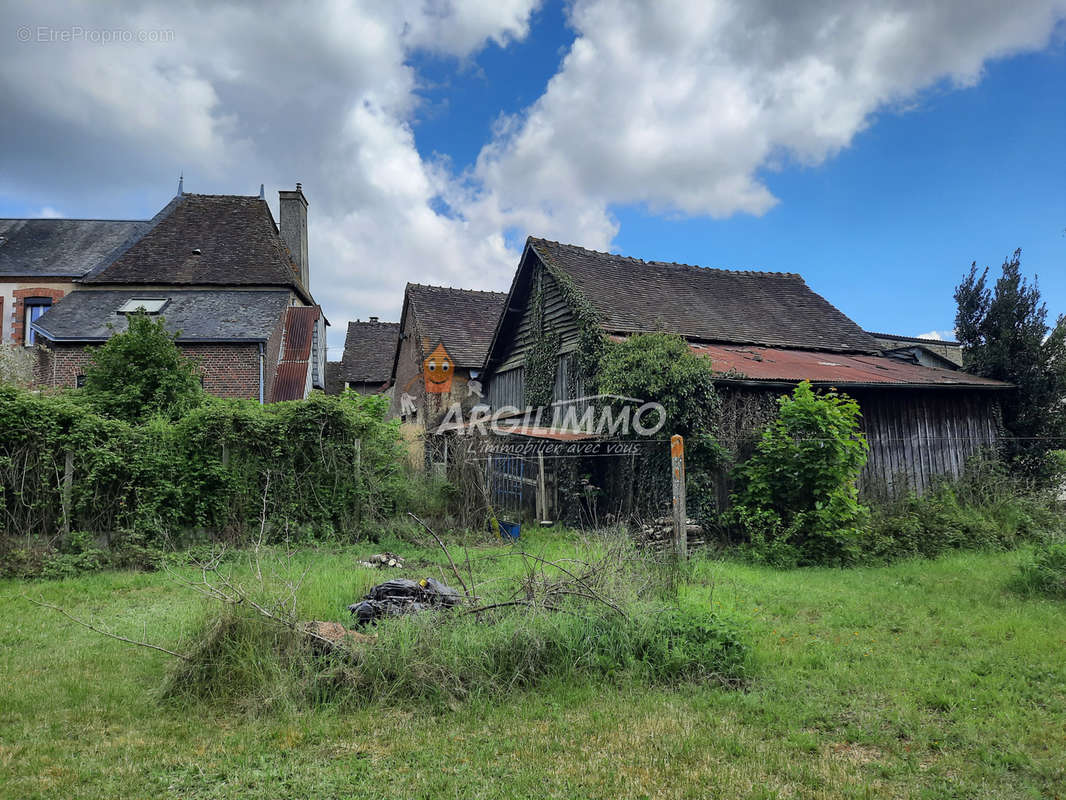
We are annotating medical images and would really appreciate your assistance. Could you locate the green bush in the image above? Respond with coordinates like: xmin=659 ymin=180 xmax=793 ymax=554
xmin=81 ymin=311 xmax=204 ymax=422
xmin=0 ymin=385 xmax=409 ymax=573
xmin=726 ymin=381 xmax=870 ymax=566
xmin=864 ymin=458 xmax=1061 ymax=562
xmin=1015 ymin=542 xmax=1066 ymax=599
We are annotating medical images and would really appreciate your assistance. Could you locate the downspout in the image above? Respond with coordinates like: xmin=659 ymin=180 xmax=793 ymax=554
xmin=258 ymin=342 xmax=265 ymax=404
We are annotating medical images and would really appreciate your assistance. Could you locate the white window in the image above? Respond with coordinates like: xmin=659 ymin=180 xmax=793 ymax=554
xmin=23 ymin=297 xmax=52 ymax=346
xmin=118 ymin=298 xmax=168 ymax=314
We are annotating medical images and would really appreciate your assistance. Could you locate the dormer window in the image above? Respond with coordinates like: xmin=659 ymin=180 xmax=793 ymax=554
xmin=118 ymin=298 xmax=169 ymax=314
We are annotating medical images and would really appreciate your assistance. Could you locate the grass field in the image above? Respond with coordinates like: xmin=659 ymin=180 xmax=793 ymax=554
xmin=1 ymin=531 xmax=1064 ymax=799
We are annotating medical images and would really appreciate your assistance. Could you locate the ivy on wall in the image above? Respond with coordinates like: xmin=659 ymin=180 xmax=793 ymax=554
xmin=523 ymin=270 xmax=560 ymax=408
xmin=547 ymin=264 xmax=608 ymax=388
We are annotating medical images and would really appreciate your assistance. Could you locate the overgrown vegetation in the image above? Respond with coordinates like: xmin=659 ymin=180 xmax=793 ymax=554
xmin=82 ymin=312 xmax=205 ymax=422
xmin=955 ymin=249 xmax=1066 ymax=478
xmin=1013 ymin=540 xmax=1066 ymax=599
xmin=4 ymin=545 xmax=1064 ymax=797
xmin=163 ymin=532 xmax=747 ymax=707
xmin=597 ymin=332 xmax=726 ymax=521
xmin=865 ymin=457 xmax=1062 ymax=563
xmin=726 ymin=381 xmax=870 ymax=567
xmin=0 ymin=385 xmax=408 ymax=576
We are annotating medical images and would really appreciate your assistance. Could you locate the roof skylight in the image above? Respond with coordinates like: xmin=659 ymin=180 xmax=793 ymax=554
xmin=118 ymin=298 xmax=168 ymax=314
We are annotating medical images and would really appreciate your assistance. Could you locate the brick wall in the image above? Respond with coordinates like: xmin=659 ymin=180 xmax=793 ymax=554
xmin=182 ymin=343 xmax=261 ymax=399
xmin=35 ymin=341 xmax=263 ymax=400
xmin=13 ymin=287 xmax=66 ymax=345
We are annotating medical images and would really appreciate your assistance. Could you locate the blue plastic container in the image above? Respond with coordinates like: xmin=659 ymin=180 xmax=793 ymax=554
xmin=498 ymin=520 xmax=521 ymax=540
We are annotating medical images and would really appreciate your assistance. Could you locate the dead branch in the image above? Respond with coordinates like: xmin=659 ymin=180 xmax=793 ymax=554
xmin=24 ymin=595 xmax=190 ymax=661
xmin=503 ymin=550 xmax=627 ymax=618
xmin=407 ymin=512 xmax=470 ymax=597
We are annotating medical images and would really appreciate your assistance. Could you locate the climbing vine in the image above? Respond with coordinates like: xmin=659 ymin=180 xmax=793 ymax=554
xmin=542 ymin=262 xmax=607 ymax=389
xmin=523 ymin=271 xmax=561 ymax=407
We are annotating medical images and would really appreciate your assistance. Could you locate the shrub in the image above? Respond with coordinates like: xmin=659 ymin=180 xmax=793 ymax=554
xmin=864 ymin=457 xmax=1061 ymax=562
xmin=1015 ymin=542 xmax=1066 ymax=599
xmin=165 ymin=602 xmax=748 ymax=708
xmin=727 ymin=381 xmax=869 ymax=566
xmin=0 ymin=385 xmax=410 ymax=572
xmin=82 ymin=312 xmax=204 ymax=422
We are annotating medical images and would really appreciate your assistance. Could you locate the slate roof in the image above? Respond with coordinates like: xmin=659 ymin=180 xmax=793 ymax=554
xmin=31 ymin=289 xmax=291 ymax=342
xmin=339 ymin=320 xmax=399 ymax=384
xmin=406 ymin=284 xmax=508 ymax=367
xmin=82 ymin=194 xmax=308 ymax=299
xmin=0 ymin=218 xmax=150 ymax=278
xmin=528 ymin=238 xmax=881 ymax=353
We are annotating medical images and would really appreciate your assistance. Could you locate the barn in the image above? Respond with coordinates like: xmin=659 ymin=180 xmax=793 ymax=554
xmin=477 ymin=237 xmax=1009 ymax=518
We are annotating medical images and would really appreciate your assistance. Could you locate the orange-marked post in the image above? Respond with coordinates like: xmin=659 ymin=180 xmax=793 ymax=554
xmin=670 ymin=434 xmax=687 ymax=559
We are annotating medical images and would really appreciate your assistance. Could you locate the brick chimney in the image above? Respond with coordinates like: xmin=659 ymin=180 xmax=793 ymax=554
xmin=279 ymin=183 xmax=309 ymax=289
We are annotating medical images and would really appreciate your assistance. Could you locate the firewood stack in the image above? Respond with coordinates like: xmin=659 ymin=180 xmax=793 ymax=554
xmin=637 ymin=517 xmax=705 ymax=550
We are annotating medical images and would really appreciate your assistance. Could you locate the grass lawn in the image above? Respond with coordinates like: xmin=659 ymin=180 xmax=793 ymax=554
xmin=1 ymin=532 xmax=1064 ymax=799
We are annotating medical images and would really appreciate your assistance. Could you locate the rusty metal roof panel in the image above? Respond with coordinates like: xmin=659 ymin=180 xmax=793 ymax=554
xmin=690 ymin=343 xmax=1010 ymax=388
xmin=272 ymin=361 xmax=309 ymax=402
xmin=281 ymin=305 xmax=318 ymax=362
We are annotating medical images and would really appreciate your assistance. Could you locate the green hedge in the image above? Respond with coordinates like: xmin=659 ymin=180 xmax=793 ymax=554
xmin=0 ymin=385 xmax=407 ymax=551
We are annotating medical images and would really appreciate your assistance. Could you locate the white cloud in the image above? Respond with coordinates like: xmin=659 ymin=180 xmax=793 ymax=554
xmin=1 ymin=0 xmax=1064 ymax=356
xmin=36 ymin=206 xmax=63 ymax=219
xmin=916 ymin=330 xmax=957 ymax=341
xmin=470 ymin=0 xmax=1066 ymax=246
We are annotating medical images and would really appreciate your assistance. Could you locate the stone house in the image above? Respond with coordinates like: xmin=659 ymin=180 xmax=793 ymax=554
xmin=28 ymin=185 xmax=326 ymax=402
xmin=388 ymin=283 xmax=507 ymax=464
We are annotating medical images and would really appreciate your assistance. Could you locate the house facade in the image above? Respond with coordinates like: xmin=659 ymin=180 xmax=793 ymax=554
xmin=29 ymin=185 xmax=326 ymax=402
xmin=388 ymin=283 xmax=507 ymax=465
xmin=0 ymin=218 xmax=149 ymax=348
xmin=480 ymin=238 xmax=1009 ymax=506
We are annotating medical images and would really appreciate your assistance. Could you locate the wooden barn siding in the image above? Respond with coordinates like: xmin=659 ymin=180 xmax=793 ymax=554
xmin=712 ymin=386 xmax=1000 ymax=502
xmin=488 ymin=366 xmax=525 ymax=410
xmin=848 ymin=389 xmax=999 ymax=498
xmin=497 ymin=261 xmax=581 ymax=373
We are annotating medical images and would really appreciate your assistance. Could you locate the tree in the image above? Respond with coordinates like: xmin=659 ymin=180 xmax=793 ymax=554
xmin=597 ymin=332 xmax=721 ymax=442
xmin=82 ymin=312 xmax=204 ymax=422
xmin=954 ymin=249 xmax=1066 ymax=475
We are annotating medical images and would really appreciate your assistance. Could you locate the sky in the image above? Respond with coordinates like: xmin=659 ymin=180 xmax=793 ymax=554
xmin=1 ymin=0 xmax=1064 ymax=355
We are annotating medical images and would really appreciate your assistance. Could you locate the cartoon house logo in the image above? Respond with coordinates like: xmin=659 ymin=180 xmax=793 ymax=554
xmin=422 ymin=341 xmax=454 ymax=393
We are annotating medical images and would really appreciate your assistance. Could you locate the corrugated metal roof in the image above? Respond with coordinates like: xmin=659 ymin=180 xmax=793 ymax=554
xmin=689 ymin=343 xmax=1010 ymax=388
xmin=272 ymin=362 xmax=309 ymax=402
xmin=281 ymin=306 xmax=318 ymax=362
xmin=497 ymin=425 xmax=599 ymax=441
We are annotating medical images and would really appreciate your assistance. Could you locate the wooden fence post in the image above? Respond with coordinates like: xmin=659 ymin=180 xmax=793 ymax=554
xmin=671 ymin=434 xmax=687 ymax=559
xmin=61 ymin=450 xmax=74 ymax=541
xmin=536 ymin=451 xmax=547 ymax=521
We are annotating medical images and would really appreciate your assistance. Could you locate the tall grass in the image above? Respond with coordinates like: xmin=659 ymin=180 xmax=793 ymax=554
xmin=161 ymin=532 xmax=747 ymax=708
